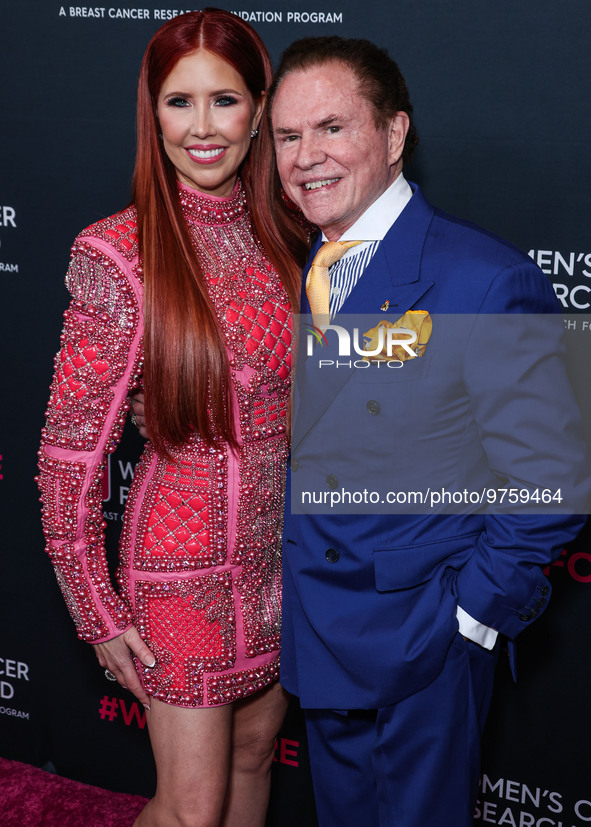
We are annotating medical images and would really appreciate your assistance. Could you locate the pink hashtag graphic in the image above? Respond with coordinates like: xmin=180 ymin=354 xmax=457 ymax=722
xmin=119 ymin=699 xmax=147 ymax=729
xmin=98 ymin=696 xmax=119 ymax=721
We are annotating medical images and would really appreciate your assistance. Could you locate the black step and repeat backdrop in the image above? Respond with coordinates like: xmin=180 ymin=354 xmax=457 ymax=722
xmin=1 ymin=1 xmax=591 ymax=824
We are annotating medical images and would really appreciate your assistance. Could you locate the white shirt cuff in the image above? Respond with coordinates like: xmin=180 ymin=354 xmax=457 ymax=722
xmin=456 ymin=606 xmax=498 ymax=650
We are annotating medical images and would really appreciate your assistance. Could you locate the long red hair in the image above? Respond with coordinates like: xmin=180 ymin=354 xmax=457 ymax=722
xmin=133 ymin=9 xmax=309 ymax=453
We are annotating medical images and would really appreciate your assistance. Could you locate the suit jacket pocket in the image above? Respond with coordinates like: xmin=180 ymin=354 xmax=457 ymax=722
xmin=373 ymin=531 xmax=480 ymax=592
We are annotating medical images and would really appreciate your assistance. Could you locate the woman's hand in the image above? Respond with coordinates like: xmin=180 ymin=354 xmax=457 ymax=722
xmin=93 ymin=626 xmax=155 ymax=709
xmin=129 ymin=391 xmax=148 ymax=439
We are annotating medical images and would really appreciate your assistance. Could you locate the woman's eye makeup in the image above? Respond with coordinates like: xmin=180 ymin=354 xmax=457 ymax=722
xmin=162 ymin=93 xmax=242 ymax=108
xmin=166 ymin=96 xmax=190 ymax=107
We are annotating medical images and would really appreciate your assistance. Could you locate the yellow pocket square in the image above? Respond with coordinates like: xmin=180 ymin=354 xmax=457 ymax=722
xmin=363 ymin=310 xmax=432 ymax=362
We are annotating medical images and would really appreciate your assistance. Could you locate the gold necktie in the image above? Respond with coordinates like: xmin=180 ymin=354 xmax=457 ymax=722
xmin=306 ymin=240 xmax=362 ymax=328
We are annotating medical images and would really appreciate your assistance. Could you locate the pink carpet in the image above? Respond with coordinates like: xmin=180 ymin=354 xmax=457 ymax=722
xmin=0 ymin=758 xmax=148 ymax=826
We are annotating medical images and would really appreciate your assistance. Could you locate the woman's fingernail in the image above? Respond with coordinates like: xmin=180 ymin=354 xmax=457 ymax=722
xmin=143 ymin=704 xmax=151 ymax=711
xmin=145 ymin=658 xmax=156 ymax=668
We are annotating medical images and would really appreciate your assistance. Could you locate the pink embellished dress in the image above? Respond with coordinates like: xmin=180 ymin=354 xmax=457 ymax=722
xmin=37 ymin=181 xmax=292 ymax=707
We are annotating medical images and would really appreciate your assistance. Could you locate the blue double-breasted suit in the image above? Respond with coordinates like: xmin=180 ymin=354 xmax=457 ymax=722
xmin=281 ymin=185 xmax=589 ymax=825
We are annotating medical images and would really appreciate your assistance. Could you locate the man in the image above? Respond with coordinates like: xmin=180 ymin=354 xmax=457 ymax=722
xmin=268 ymin=37 xmax=589 ymax=826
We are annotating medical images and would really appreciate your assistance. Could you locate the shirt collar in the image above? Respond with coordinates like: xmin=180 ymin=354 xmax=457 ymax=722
xmin=321 ymin=173 xmax=413 ymax=242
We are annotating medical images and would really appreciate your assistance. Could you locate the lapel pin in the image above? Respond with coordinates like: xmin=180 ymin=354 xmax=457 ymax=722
xmin=380 ymin=299 xmax=390 ymax=312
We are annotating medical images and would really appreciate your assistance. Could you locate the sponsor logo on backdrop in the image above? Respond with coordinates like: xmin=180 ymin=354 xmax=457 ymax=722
xmin=529 ymin=249 xmax=591 ymax=310
xmin=0 ymin=205 xmax=19 ymax=273
xmin=99 ymin=695 xmax=147 ymax=728
xmin=97 ymin=693 xmax=300 ymax=767
xmin=0 ymin=206 xmax=16 ymax=228
xmin=60 ymin=6 xmax=157 ymax=18
xmin=58 ymin=6 xmax=343 ymax=23
xmin=273 ymin=738 xmax=300 ymax=767
xmin=98 ymin=692 xmax=302 ymax=766
xmin=102 ymin=454 xmax=138 ymax=520
xmin=475 ymin=774 xmax=591 ymax=825
xmin=0 ymin=656 xmax=30 ymax=720
xmin=233 ymin=10 xmax=343 ymax=23
xmin=546 ymin=548 xmax=591 ymax=585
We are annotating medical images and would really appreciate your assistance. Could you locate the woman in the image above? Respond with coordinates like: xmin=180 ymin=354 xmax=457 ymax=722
xmin=37 ymin=9 xmax=309 ymax=826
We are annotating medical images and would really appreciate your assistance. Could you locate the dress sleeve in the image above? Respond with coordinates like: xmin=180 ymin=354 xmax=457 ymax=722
xmin=36 ymin=235 xmax=144 ymax=642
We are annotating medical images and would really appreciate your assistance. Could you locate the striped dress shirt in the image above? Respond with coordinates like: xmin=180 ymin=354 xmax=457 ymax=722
xmin=329 ymin=242 xmax=380 ymax=317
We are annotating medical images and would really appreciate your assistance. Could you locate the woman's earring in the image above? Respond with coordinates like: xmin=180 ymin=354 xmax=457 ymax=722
xmin=250 ymin=129 xmax=258 ymax=138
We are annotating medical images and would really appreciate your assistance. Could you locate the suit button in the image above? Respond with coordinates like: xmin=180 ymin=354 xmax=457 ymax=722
xmin=366 ymin=400 xmax=381 ymax=415
xmin=326 ymin=474 xmax=338 ymax=490
xmin=538 ymin=585 xmax=550 ymax=596
xmin=537 ymin=598 xmax=547 ymax=609
xmin=519 ymin=613 xmax=531 ymax=622
xmin=325 ymin=548 xmax=340 ymax=563
xmin=290 ymin=458 xmax=299 ymax=471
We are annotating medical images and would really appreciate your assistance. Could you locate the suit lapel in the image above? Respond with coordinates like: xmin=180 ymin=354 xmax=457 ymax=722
xmin=292 ymin=186 xmax=436 ymax=451
xmin=339 ymin=184 xmax=436 ymax=315
xmin=337 ymin=245 xmax=432 ymax=317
